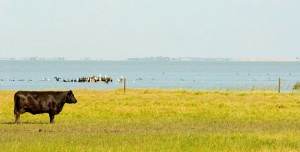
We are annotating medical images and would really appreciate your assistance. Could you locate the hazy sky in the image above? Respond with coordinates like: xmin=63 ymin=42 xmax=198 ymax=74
xmin=1 ymin=0 xmax=299 ymax=60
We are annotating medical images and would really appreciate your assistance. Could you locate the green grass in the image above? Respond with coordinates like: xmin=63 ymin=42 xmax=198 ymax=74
xmin=1 ymin=89 xmax=300 ymax=151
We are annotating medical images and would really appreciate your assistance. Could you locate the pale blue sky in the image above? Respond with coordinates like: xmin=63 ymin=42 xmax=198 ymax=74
xmin=1 ymin=0 xmax=299 ymax=60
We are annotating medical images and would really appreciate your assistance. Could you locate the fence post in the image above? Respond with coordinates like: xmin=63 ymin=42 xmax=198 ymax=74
xmin=124 ymin=78 xmax=126 ymax=93
xmin=278 ymin=78 xmax=281 ymax=93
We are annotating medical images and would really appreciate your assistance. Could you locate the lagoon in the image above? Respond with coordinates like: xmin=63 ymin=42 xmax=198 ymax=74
xmin=1 ymin=60 xmax=300 ymax=91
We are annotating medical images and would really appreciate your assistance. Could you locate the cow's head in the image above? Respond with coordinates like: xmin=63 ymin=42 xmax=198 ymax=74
xmin=66 ymin=90 xmax=77 ymax=104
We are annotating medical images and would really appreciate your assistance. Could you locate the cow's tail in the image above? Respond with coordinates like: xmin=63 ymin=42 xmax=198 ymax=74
xmin=14 ymin=92 xmax=19 ymax=116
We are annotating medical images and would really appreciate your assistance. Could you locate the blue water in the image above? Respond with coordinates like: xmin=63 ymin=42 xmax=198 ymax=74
xmin=1 ymin=60 xmax=300 ymax=92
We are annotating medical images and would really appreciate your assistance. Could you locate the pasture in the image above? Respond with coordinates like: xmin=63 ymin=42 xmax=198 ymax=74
xmin=1 ymin=89 xmax=300 ymax=151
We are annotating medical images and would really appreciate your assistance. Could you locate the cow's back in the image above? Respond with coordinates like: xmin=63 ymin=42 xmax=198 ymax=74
xmin=15 ymin=91 xmax=64 ymax=97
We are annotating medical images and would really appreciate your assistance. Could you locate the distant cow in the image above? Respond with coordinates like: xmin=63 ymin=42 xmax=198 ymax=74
xmin=14 ymin=90 xmax=77 ymax=124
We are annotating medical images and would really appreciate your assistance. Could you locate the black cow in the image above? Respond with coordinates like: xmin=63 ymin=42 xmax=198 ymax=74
xmin=14 ymin=90 xmax=77 ymax=124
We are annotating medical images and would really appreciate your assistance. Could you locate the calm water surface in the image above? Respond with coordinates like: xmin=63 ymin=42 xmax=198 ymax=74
xmin=1 ymin=60 xmax=300 ymax=92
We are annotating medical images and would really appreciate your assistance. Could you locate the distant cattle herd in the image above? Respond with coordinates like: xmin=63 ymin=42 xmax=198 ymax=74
xmin=55 ymin=75 xmax=113 ymax=84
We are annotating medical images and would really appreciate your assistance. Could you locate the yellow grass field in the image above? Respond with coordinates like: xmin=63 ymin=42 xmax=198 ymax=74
xmin=1 ymin=89 xmax=300 ymax=151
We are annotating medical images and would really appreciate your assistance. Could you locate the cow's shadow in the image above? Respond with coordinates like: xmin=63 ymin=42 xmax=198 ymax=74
xmin=1 ymin=122 xmax=15 ymax=124
xmin=1 ymin=121 xmax=49 ymax=124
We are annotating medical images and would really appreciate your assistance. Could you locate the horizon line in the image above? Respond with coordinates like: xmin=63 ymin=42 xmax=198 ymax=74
xmin=1 ymin=57 xmax=300 ymax=62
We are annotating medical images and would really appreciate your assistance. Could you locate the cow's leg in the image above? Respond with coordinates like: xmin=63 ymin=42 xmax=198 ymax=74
xmin=49 ymin=113 xmax=55 ymax=123
xmin=15 ymin=112 xmax=20 ymax=124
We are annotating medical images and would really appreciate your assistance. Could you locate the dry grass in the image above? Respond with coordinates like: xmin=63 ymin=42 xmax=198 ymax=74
xmin=1 ymin=89 xmax=300 ymax=151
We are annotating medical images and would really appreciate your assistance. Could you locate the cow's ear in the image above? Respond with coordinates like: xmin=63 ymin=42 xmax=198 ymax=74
xmin=68 ymin=90 xmax=72 ymax=96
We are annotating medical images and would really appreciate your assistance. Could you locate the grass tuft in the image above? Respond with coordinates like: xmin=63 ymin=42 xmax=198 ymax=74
xmin=293 ymin=82 xmax=300 ymax=90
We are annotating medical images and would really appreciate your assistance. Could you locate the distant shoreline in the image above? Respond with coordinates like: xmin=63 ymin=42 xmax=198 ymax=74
xmin=235 ymin=58 xmax=300 ymax=62
xmin=1 ymin=57 xmax=300 ymax=62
